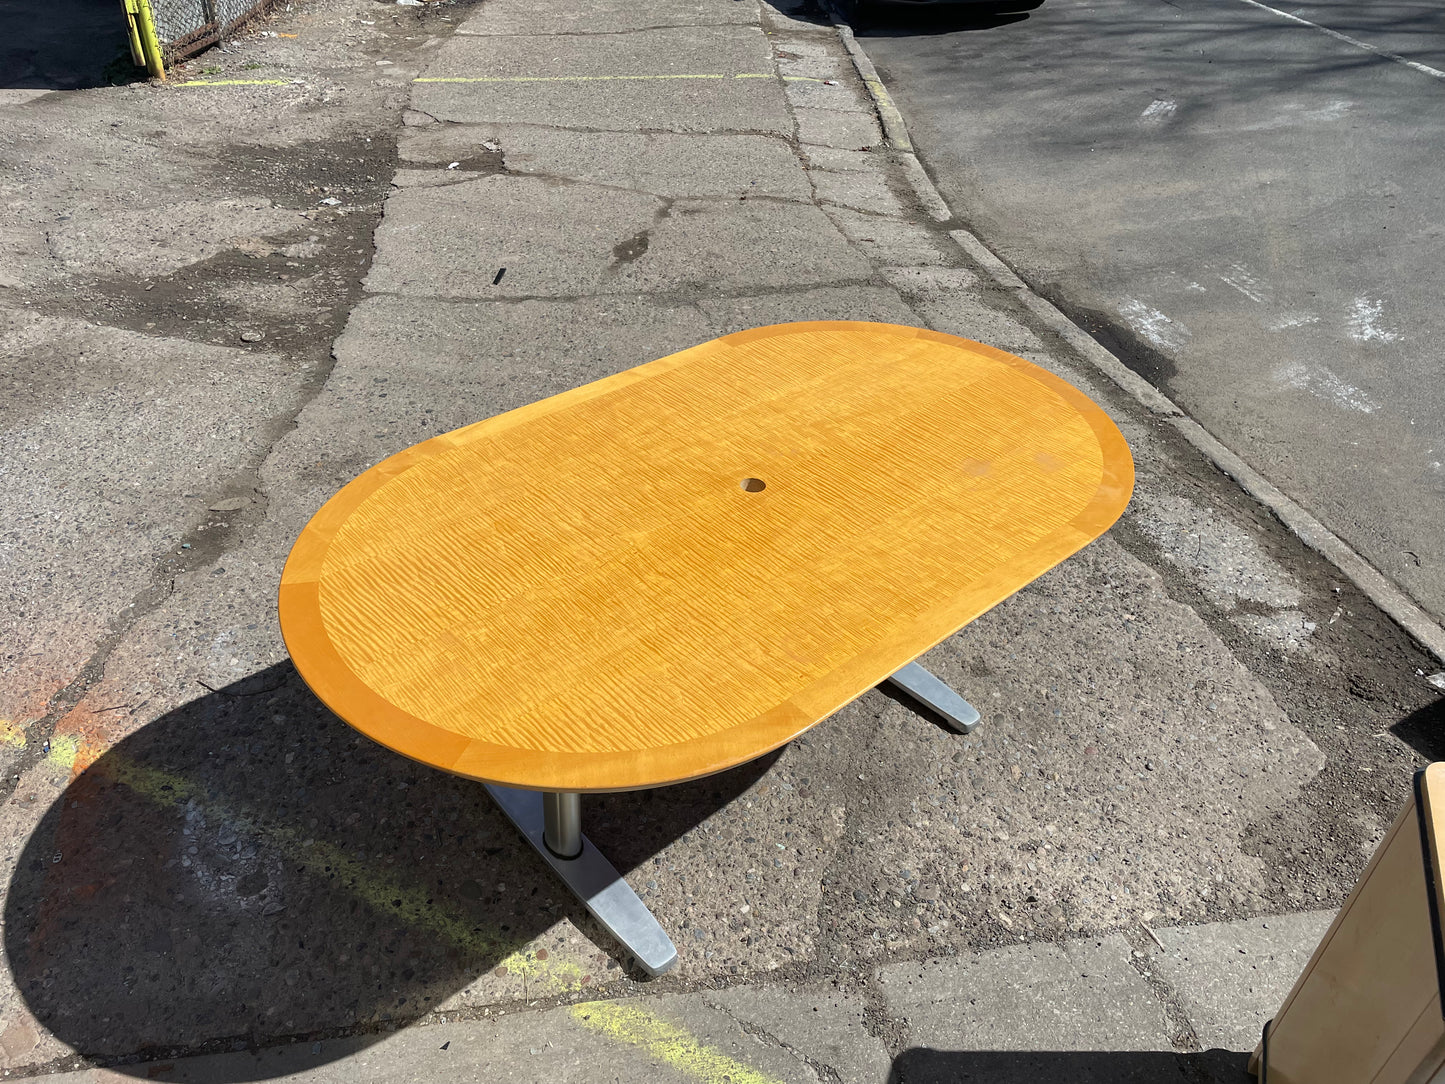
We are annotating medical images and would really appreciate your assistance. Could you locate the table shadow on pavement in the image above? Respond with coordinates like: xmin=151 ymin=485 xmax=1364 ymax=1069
xmin=889 ymin=1047 xmax=1252 ymax=1083
xmin=3 ymin=662 xmax=774 ymax=1077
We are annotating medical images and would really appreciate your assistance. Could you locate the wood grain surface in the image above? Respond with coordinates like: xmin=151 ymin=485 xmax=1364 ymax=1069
xmin=280 ymin=322 xmax=1134 ymax=791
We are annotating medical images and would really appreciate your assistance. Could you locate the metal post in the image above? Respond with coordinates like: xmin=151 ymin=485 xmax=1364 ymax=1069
xmin=543 ymin=791 xmax=582 ymax=859
xmin=131 ymin=0 xmax=167 ymax=80
xmin=121 ymin=0 xmax=146 ymax=67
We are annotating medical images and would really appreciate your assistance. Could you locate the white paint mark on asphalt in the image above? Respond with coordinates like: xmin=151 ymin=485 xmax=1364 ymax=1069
xmin=1277 ymin=362 xmax=1379 ymax=413
xmin=1308 ymin=99 xmax=1354 ymax=121
xmin=1141 ymin=99 xmax=1177 ymax=120
xmin=1219 ymin=264 xmax=1266 ymax=302
xmin=1118 ymin=299 xmax=1190 ymax=352
xmin=1233 ymin=0 xmax=1445 ymax=82
xmin=1132 ymin=491 xmax=1303 ymax=611
xmin=1240 ymin=99 xmax=1354 ymax=131
xmin=1347 ymin=296 xmax=1401 ymax=343
xmin=1268 ymin=312 xmax=1320 ymax=331
xmin=1234 ymin=610 xmax=1318 ymax=653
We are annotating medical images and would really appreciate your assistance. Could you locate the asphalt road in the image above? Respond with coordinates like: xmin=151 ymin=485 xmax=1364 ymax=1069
xmin=854 ymin=0 xmax=1445 ymax=624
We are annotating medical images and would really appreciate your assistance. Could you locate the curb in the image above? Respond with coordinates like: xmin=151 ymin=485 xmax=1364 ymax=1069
xmin=821 ymin=4 xmax=1445 ymax=665
xmin=827 ymin=16 xmax=914 ymax=151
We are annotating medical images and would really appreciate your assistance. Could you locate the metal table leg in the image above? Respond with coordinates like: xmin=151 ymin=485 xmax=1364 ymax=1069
xmin=486 ymin=663 xmax=973 ymax=974
xmin=484 ymin=784 xmax=678 ymax=976
xmin=884 ymin=661 xmax=982 ymax=732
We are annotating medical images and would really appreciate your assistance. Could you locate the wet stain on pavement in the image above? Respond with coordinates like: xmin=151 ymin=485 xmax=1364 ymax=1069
xmin=611 ymin=229 xmax=651 ymax=265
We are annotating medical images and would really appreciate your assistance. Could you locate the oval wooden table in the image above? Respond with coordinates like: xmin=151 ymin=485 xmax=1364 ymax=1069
xmin=280 ymin=321 xmax=1134 ymax=974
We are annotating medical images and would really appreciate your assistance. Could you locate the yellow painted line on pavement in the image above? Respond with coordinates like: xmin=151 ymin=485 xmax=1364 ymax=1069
xmin=46 ymin=734 xmax=79 ymax=770
xmin=86 ymin=753 xmax=586 ymax=991
xmin=174 ymin=71 xmax=841 ymax=91
xmin=35 ymin=745 xmax=759 ymax=1070
xmin=571 ymin=1001 xmax=786 ymax=1084
xmin=172 ymin=78 xmax=296 ymax=86
xmin=0 ymin=719 xmax=25 ymax=749
xmin=415 ymin=72 xmax=778 ymax=84
xmin=1 ymin=720 xmax=82 ymax=769
xmin=863 ymin=77 xmax=911 ymax=151
xmin=84 ymin=756 xmax=777 ymax=1070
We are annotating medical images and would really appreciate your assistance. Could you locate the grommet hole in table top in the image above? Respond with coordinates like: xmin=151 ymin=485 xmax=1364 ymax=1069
xmin=740 ymin=477 xmax=766 ymax=493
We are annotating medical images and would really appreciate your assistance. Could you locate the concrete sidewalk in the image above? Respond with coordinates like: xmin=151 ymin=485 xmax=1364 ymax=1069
xmin=2 ymin=0 xmax=1441 ymax=1078
xmin=18 ymin=913 xmax=1331 ymax=1083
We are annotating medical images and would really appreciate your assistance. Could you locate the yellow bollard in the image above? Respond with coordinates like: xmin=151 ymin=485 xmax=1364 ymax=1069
xmin=120 ymin=0 xmax=145 ymax=67
xmin=131 ymin=0 xmax=167 ymax=80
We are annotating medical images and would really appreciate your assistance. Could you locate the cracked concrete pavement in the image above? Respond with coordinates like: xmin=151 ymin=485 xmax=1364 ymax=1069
xmin=2 ymin=0 xmax=1444 ymax=1078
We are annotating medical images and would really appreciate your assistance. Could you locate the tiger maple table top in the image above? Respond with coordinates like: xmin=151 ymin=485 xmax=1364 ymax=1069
xmin=279 ymin=322 xmax=1134 ymax=793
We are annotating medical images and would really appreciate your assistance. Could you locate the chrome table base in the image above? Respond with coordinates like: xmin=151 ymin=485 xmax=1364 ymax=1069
xmin=484 ymin=782 xmax=680 ymax=976
xmin=883 ymin=661 xmax=982 ymax=732
xmin=483 ymin=662 xmax=981 ymax=976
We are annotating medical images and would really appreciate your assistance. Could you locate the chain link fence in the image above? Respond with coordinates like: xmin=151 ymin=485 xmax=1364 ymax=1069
xmin=155 ymin=0 xmax=279 ymax=61
xmin=124 ymin=0 xmax=283 ymax=77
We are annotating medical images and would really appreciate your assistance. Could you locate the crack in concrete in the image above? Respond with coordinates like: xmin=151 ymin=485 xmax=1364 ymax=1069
xmin=422 ymin=164 xmax=811 ymax=206
xmin=394 ymin=172 xmax=494 ymax=188
xmin=1121 ymin=925 xmax=1204 ymax=1053
xmin=702 ymin=995 xmax=844 ymax=1084
xmin=0 ymin=22 xmax=412 ymax=813
xmin=804 ymin=723 xmax=916 ymax=1057
xmin=456 ymin=22 xmax=761 ymax=38
xmin=409 ymin=116 xmax=801 ymax=149
xmin=4 ymin=359 xmax=328 ymax=806
xmin=355 ymin=276 xmax=895 ymax=307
